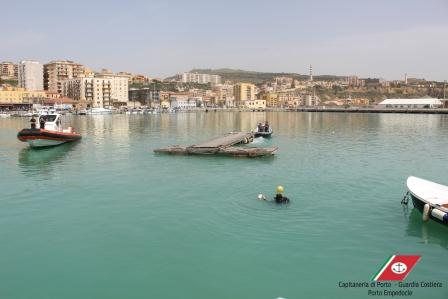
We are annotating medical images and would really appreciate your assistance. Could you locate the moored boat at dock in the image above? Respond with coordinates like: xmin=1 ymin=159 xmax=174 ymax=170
xmin=406 ymin=176 xmax=448 ymax=226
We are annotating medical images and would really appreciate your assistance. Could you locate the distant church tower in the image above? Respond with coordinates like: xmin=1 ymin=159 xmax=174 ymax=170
xmin=309 ymin=65 xmax=313 ymax=82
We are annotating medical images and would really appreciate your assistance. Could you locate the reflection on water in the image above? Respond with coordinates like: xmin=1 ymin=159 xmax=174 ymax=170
xmin=406 ymin=209 xmax=448 ymax=249
xmin=18 ymin=142 xmax=79 ymax=176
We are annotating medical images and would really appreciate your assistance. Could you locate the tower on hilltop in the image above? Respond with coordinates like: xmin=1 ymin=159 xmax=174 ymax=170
xmin=309 ymin=65 xmax=313 ymax=82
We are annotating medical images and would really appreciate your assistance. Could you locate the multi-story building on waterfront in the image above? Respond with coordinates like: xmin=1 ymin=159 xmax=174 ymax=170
xmin=180 ymin=72 xmax=221 ymax=85
xmin=62 ymin=74 xmax=128 ymax=108
xmin=260 ymin=91 xmax=279 ymax=107
xmin=277 ymin=90 xmax=300 ymax=107
xmin=98 ymin=74 xmax=129 ymax=106
xmin=170 ymin=94 xmax=201 ymax=110
xmin=0 ymin=61 xmax=18 ymax=79
xmin=304 ymin=94 xmax=320 ymax=106
xmin=44 ymin=60 xmax=85 ymax=94
xmin=128 ymin=88 xmax=159 ymax=107
xmin=234 ymin=83 xmax=256 ymax=107
xmin=245 ymin=99 xmax=266 ymax=110
xmin=18 ymin=60 xmax=43 ymax=91
xmin=0 ymin=86 xmax=46 ymax=109
xmin=213 ymin=84 xmax=234 ymax=107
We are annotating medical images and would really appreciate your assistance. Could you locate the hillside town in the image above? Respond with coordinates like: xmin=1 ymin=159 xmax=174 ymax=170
xmin=1 ymin=60 xmax=447 ymax=112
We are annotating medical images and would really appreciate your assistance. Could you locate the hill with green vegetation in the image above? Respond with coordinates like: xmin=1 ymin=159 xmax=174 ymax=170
xmin=188 ymin=68 xmax=345 ymax=84
xmin=129 ymin=81 xmax=211 ymax=91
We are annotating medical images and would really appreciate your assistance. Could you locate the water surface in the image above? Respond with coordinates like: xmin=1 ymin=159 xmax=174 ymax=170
xmin=1 ymin=112 xmax=447 ymax=298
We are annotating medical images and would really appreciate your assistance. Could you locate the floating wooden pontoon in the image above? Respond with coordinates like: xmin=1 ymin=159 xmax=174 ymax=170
xmin=154 ymin=132 xmax=277 ymax=157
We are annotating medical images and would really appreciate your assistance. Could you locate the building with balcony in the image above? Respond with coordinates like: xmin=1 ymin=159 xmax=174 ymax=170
xmin=44 ymin=60 xmax=85 ymax=94
xmin=0 ymin=61 xmax=18 ymax=79
xmin=170 ymin=94 xmax=200 ymax=110
xmin=18 ymin=60 xmax=43 ymax=91
xmin=62 ymin=74 xmax=128 ymax=108
xmin=261 ymin=92 xmax=279 ymax=107
xmin=213 ymin=84 xmax=234 ymax=107
xmin=245 ymin=99 xmax=266 ymax=110
xmin=234 ymin=83 xmax=256 ymax=107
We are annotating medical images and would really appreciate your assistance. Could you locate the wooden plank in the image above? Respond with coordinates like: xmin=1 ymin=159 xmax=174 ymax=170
xmin=154 ymin=145 xmax=278 ymax=157
xmin=191 ymin=132 xmax=253 ymax=148
xmin=219 ymin=146 xmax=278 ymax=157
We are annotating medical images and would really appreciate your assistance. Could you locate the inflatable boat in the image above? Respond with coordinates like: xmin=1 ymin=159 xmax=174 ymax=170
xmin=406 ymin=176 xmax=448 ymax=226
xmin=17 ymin=113 xmax=81 ymax=148
xmin=253 ymin=126 xmax=273 ymax=138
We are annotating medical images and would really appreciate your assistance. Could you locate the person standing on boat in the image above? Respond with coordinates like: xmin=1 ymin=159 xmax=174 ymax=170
xmin=30 ymin=116 xmax=36 ymax=129
xmin=257 ymin=122 xmax=264 ymax=132
xmin=264 ymin=121 xmax=270 ymax=132
xmin=39 ymin=117 xmax=46 ymax=129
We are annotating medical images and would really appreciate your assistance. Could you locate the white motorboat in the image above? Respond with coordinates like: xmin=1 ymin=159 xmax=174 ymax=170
xmin=87 ymin=107 xmax=113 ymax=115
xmin=406 ymin=176 xmax=448 ymax=226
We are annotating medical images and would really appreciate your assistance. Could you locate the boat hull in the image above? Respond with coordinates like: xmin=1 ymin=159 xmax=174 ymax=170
xmin=410 ymin=193 xmax=448 ymax=226
xmin=17 ymin=128 xmax=81 ymax=148
xmin=28 ymin=139 xmax=66 ymax=147
xmin=253 ymin=128 xmax=273 ymax=138
xmin=254 ymin=132 xmax=272 ymax=138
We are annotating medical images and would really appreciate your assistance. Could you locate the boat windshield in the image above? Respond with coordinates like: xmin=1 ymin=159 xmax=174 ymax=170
xmin=40 ymin=115 xmax=57 ymax=122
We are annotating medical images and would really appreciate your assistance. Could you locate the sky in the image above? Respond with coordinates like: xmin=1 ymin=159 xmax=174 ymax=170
xmin=1 ymin=0 xmax=448 ymax=81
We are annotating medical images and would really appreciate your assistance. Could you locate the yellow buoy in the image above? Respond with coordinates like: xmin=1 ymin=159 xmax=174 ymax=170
xmin=276 ymin=185 xmax=284 ymax=194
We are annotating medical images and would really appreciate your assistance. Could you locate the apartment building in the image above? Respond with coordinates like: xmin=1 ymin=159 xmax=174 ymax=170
xmin=0 ymin=86 xmax=46 ymax=109
xmin=234 ymin=83 xmax=256 ymax=107
xmin=63 ymin=74 xmax=128 ymax=108
xmin=44 ymin=60 xmax=85 ymax=94
xmin=261 ymin=92 xmax=279 ymax=107
xmin=18 ymin=60 xmax=43 ymax=91
xmin=180 ymin=72 xmax=221 ymax=84
xmin=0 ymin=61 xmax=18 ymax=79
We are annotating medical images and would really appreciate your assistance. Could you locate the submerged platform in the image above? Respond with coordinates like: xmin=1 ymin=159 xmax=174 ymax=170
xmin=154 ymin=132 xmax=277 ymax=157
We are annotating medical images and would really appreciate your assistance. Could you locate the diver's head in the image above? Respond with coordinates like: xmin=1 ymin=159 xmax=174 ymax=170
xmin=276 ymin=185 xmax=284 ymax=194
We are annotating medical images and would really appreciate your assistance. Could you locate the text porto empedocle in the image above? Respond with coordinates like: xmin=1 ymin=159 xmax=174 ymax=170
xmin=338 ymin=280 xmax=443 ymax=297
xmin=337 ymin=255 xmax=444 ymax=297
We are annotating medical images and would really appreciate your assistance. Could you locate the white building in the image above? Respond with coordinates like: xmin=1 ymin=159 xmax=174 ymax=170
xmin=18 ymin=60 xmax=43 ymax=91
xmin=304 ymin=94 xmax=320 ymax=106
xmin=63 ymin=74 xmax=128 ymax=108
xmin=170 ymin=94 xmax=200 ymax=110
xmin=377 ymin=98 xmax=442 ymax=109
xmin=180 ymin=72 xmax=221 ymax=85
xmin=97 ymin=74 xmax=129 ymax=105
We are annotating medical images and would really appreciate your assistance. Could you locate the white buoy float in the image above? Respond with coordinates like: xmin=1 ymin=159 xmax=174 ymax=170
xmin=422 ymin=204 xmax=430 ymax=222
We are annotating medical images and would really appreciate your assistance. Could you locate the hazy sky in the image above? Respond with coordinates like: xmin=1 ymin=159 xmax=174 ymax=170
xmin=2 ymin=0 xmax=448 ymax=80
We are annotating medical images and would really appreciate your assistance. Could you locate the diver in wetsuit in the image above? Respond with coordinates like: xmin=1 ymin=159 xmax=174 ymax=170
xmin=274 ymin=185 xmax=290 ymax=204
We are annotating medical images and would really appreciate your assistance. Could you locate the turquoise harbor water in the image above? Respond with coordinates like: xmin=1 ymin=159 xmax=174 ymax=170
xmin=0 ymin=112 xmax=447 ymax=299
